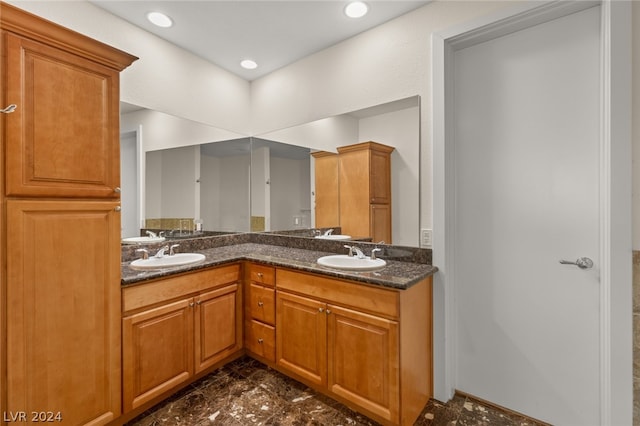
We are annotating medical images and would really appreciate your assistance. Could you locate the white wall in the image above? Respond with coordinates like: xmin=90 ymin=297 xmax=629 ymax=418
xmin=633 ymin=2 xmax=640 ymax=248
xmin=270 ymin=156 xmax=311 ymax=230
xmin=218 ymin=155 xmax=251 ymax=232
xmin=250 ymin=1 xmax=512 ymax=237
xmin=145 ymin=145 xmax=199 ymax=220
xmin=359 ymin=106 xmax=420 ymax=246
xmin=121 ymin=109 xmax=245 ymax=152
xmin=200 ymin=154 xmax=222 ymax=231
xmin=7 ymin=0 xmax=252 ymax=135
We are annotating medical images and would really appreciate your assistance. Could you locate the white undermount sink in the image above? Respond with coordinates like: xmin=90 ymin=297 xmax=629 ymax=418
xmin=130 ymin=253 xmax=206 ymax=270
xmin=122 ymin=236 xmax=166 ymax=244
xmin=314 ymin=234 xmax=352 ymax=240
xmin=317 ymin=254 xmax=386 ymax=271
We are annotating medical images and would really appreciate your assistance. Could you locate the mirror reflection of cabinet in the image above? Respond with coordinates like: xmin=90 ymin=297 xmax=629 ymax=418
xmin=311 ymin=151 xmax=339 ymax=228
xmin=314 ymin=142 xmax=394 ymax=242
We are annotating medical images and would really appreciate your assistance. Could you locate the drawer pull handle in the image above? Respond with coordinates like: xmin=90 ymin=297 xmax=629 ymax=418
xmin=0 ymin=104 xmax=17 ymax=114
xmin=258 ymin=338 xmax=264 ymax=344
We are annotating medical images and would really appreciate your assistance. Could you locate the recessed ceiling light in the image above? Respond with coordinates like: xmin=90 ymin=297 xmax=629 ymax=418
xmin=147 ymin=11 xmax=173 ymax=28
xmin=240 ymin=59 xmax=258 ymax=70
xmin=345 ymin=1 xmax=368 ymax=19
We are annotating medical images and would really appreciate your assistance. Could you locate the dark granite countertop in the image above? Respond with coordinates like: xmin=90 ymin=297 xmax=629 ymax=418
xmin=121 ymin=242 xmax=437 ymax=290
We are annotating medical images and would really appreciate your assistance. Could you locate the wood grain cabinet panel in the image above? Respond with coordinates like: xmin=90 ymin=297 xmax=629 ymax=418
xmin=4 ymin=32 xmax=127 ymax=198
xmin=311 ymin=151 xmax=340 ymax=228
xmin=121 ymin=267 xmax=242 ymax=414
xmin=245 ymin=320 xmax=276 ymax=362
xmin=327 ymin=305 xmax=399 ymax=423
xmin=276 ymin=291 xmax=327 ymax=387
xmin=6 ymin=200 xmax=122 ymax=425
xmin=337 ymin=142 xmax=394 ymax=242
xmin=244 ymin=263 xmax=277 ymax=362
xmin=249 ymin=283 xmax=276 ymax=325
xmin=122 ymin=299 xmax=194 ymax=412
xmin=195 ymin=284 xmax=242 ymax=373
xmin=274 ymin=268 xmax=432 ymax=426
xmin=2 ymin=7 xmax=136 ymax=423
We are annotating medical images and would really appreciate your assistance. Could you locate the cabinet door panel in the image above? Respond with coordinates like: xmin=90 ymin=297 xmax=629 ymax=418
xmin=312 ymin=152 xmax=339 ymax=228
xmin=195 ymin=284 xmax=241 ymax=373
xmin=122 ymin=299 xmax=194 ymax=412
xmin=276 ymin=291 xmax=327 ymax=386
xmin=370 ymin=204 xmax=392 ymax=244
xmin=6 ymin=200 xmax=121 ymax=424
xmin=327 ymin=305 xmax=399 ymax=423
xmin=5 ymin=33 xmax=120 ymax=198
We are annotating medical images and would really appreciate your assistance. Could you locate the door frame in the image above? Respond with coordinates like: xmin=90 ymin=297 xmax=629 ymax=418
xmin=431 ymin=1 xmax=632 ymax=424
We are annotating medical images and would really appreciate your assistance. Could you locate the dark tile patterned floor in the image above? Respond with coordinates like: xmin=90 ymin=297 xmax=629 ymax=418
xmin=127 ymin=356 xmax=548 ymax=426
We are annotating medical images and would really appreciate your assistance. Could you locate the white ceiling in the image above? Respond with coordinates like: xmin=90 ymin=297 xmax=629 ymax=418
xmin=90 ymin=1 xmax=430 ymax=81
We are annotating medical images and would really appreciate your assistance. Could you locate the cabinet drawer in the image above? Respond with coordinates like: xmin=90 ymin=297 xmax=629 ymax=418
xmin=245 ymin=320 xmax=275 ymax=362
xmin=276 ymin=268 xmax=399 ymax=319
xmin=249 ymin=283 xmax=275 ymax=325
xmin=246 ymin=263 xmax=275 ymax=286
xmin=123 ymin=264 xmax=241 ymax=313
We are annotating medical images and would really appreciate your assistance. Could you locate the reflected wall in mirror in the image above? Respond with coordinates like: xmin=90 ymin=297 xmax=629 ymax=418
xmin=120 ymin=95 xmax=420 ymax=247
xmin=258 ymin=96 xmax=420 ymax=246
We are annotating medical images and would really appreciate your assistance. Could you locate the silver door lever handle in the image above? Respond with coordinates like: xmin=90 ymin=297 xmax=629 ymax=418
xmin=559 ymin=257 xmax=593 ymax=269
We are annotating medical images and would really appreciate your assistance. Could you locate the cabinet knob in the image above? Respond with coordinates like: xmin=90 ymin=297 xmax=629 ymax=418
xmin=114 ymin=187 xmax=121 ymax=193
xmin=326 ymin=309 xmax=332 ymax=315
xmin=257 ymin=272 xmax=263 ymax=279
xmin=114 ymin=206 xmax=121 ymax=212
xmin=196 ymin=300 xmax=201 ymax=305
xmin=258 ymin=338 xmax=264 ymax=344
xmin=257 ymin=301 xmax=264 ymax=307
xmin=318 ymin=308 xmax=324 ymax=313
xmin=189 ymin=302 xmax=195 ymax=307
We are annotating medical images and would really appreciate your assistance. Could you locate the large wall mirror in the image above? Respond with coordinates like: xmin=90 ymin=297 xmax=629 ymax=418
xmin=120 ymin=95 xmax=420 ymax=246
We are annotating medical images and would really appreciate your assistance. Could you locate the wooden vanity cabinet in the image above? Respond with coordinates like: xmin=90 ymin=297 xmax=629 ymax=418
xmin=122 ymin=265 xmax=242 ymax=412
xmin=244 ymin=263 xmax=276 ymax=362
xmin=275 ymin=268 xmax=431 ymax=426
xmin=1 ymin=4 xmax=137 ymax=425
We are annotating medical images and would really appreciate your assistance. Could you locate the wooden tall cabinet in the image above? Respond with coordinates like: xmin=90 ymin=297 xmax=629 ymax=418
xmin=1 ymin=4 xmax=137 ymax=425
xmin=338 ymin=142 xmax=394 ymax=243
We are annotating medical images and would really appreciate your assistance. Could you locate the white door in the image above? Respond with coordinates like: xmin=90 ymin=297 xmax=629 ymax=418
xmin=453 ymin=6 xmax=600 ymax=425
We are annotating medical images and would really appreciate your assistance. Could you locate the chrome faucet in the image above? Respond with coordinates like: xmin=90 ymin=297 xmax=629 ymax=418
xmin=154 ymin=245 xmax=170 ymax=258
xmin=353 ymin=246 xmax=365 ymax=259
xmin=169 ymin=244 xmax=180 ymax=256
xmin=371 ymin=247 xmax=382 ymax=260
xmin=146 ymin=230 xmax=157 ymax=238
xmin=323 ymin=228 xmax=334 ymax=236
xmin=344 ymin=245 xmax=365 ymax=259
xmin=136 ymin=248 xmax=149 ymax=260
